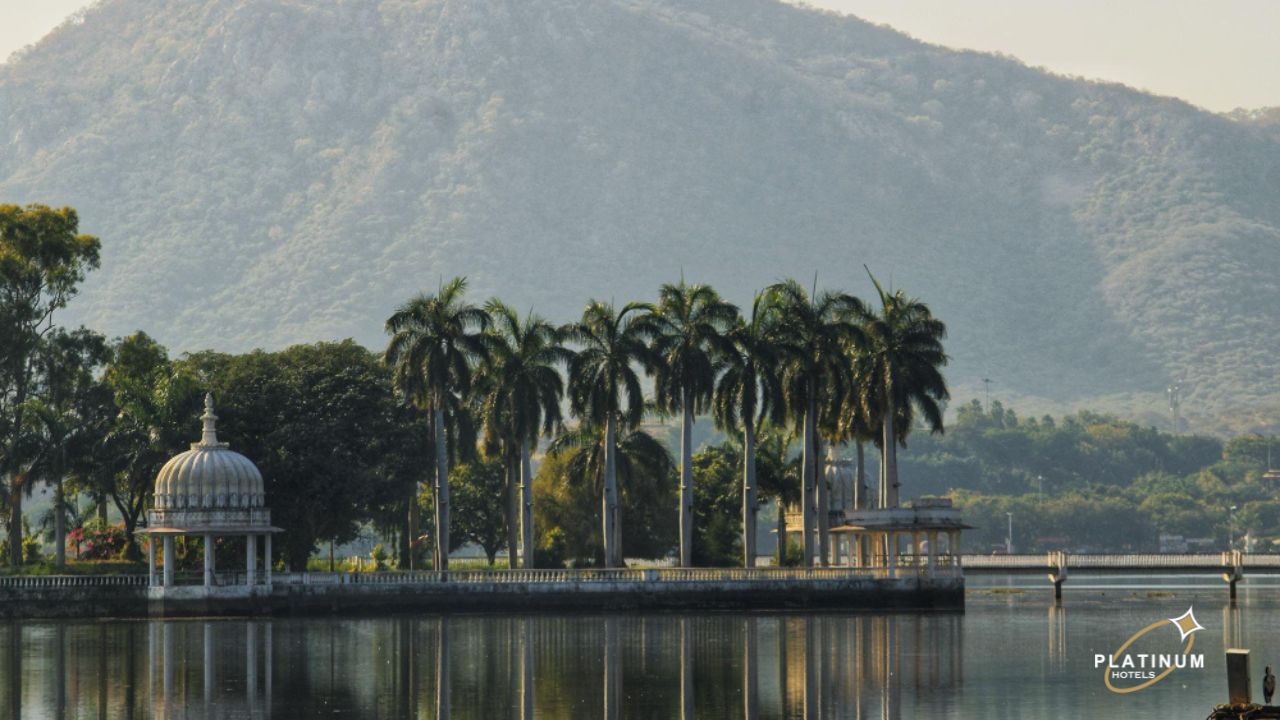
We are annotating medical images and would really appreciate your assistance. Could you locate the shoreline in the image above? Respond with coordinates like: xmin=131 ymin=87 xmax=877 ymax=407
xmin=0 ymin=570 xmax=963 ymax=619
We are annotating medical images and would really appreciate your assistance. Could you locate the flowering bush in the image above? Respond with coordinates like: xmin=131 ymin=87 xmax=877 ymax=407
xmin=68 ymin=520 xmax=128 ymax=560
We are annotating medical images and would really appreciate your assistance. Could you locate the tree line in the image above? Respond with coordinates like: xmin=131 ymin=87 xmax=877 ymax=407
xmin=1 ymin=203 xmax=950 ymax=570
xmin=913 ymin=400 xmax=1279 ymax=552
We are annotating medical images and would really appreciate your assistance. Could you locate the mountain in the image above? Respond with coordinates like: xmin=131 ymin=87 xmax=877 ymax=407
xmin=2 ymin=0 xmax=1278 ymax=434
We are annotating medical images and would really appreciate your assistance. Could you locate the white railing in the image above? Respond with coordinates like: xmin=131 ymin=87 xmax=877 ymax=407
xmin=0 ymin=574 xmax=149 ymax=588
xmin=271 ymin=566 xmax=891 ymax=586
xmin=961 ymin=552 xmax=1280 ymax=570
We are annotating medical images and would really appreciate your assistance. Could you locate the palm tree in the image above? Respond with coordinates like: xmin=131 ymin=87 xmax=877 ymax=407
xmin=563 ymin=300 xmax=658 ymax=567
xmin=476 ymin=300 xmax=572 ymax=568
xmin=766 ymin=279 xmax=865 ymax=567
xmin=649 ymin=280 xmax=737 ymax=567
xmin=384 ymin=277 xmax=491 ymax=573
xmin=545 ymin=420 xmax=675 ymax=561
xmin=751 ymin=426 xmax=798 ymax=564
xmin=854 ymin=271 xmax=949 ymax=510
xmin=712 ymin=293 xmax=784 ymax=567
xmin=834 ymin=373 xmax=876 ymax=512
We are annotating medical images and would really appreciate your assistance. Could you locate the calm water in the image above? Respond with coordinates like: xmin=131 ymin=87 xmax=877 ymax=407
xmin=3 ymin=578 xmax=1276 ymax=719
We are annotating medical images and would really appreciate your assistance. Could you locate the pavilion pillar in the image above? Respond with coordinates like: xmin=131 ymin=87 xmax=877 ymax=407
xmin=887 ymin=532 xmax=897 ymax=578
xmin=163 ymin=536 xmax=175 ymax=587
xmin=950 ymin=531 xmax=961 ymax=575
xmin=927 ymin=531 xmax=938 ymax=575
xmin=246 ymin=534 xmax=257 ymax=587
xmin=204 ymin=533 xmax=215 ymax=588
xmin=911 ymin=531 xmax=921 ymax=576
xmin=264 ymin=535 xmax=273 ymax=586
xmin=148 ymin=535 xmax=157 ymax=587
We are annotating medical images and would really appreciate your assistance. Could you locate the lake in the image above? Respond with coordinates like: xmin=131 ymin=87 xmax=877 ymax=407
xmin=2 ymin=576 xmax=1273 ymax=718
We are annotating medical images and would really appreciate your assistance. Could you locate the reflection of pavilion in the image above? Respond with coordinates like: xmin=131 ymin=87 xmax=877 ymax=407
xmin=785 ymin=449 xmax=970 ymax=574
xmin=148 ymin=621 xmax=273 ymax=719
xmin=139 ymin=395 xmax=281 ymax=605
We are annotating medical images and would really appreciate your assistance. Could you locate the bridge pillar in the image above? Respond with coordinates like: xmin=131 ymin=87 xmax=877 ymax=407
xmin=1048 ymin=551 xmax=1068 ymax=601
xmin=1223 ymin=550 xmax=1243 ymax=601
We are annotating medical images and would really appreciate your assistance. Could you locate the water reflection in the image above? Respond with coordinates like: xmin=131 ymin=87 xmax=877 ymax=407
xmin=1 ymin=611 xmax=968 ymax=719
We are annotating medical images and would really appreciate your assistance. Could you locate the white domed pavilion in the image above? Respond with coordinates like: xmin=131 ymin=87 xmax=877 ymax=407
xmin=141 ymin=394 xmax=280 ymax=599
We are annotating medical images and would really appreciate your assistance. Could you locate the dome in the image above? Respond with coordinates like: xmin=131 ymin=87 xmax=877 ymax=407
xmin=154 ymin=394 xmax=265 ymax=511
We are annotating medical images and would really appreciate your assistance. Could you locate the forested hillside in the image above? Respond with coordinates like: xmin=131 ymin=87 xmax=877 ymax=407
xmin=2 ymin=0 xmax=1278 ymax=433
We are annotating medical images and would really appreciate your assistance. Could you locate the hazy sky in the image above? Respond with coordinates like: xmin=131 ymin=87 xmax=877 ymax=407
xmin=2 ymin=0 xmax=1276 ymax=112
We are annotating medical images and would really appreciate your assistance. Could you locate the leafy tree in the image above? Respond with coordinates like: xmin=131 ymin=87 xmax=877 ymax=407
xmin=766 ymin=279 xmax=864 ymax=566
xmin=689 ymin=442 xmax=744 ymax=567
xmin=712 ymin=292 xmax=783 ymax=566
xmin=103 ymin=332 xmax=202 ymax=559
xmin=22 ymin=328 xmax=108 ymax=566
xmin=446 ymin=460 xmax=508 ymax=565
xmin=563 ymin=300 xmax=659 ymax=567
xmin=384 ymin=277 xmax=491 ymax=572
xmin=186 ymin=341 xmax=415 ymax=570
xmin=0 ymin=204 xmax=100 ymax=565
xmin=474 ymin=300 xmax=570 ymax=567
xmin=649 ymin=280 xmax=737 ymax=567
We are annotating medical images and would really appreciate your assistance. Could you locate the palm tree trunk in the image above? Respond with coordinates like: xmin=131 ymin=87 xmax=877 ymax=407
xmin=8 ymin=477 xmax=23 ymax=566
xmin=742 ymin=423 xmax=757 ymax=568
xmin=433 ymin=402 xmax=450 ymax=573
xmin=679 ymin=392 xmax=693 ymax=567
xmin=854 ymin=442 xmax=866 ymax=510
xmin=97 ymin=497 xmax=107 ymax=525
xmin=816 ymin=436 xmax=829 ymax=567
xmin=54 ymin=478 xmax=66 ymax=569
xmin=883 ymin=395 xmax=898 ymax=508
xmin=602 ymin=413 xmax=619 ymax=568
xmin=800 ymin=392 xmax=816 ymax=568
xmin=506 ymin=445 xmax=519 ymax=568
xmin=407 ymin=489 xmax=420 ymax=570
xmin=520 ymin=439 xmax=534 ymax=569
xmin=775 ymin=500 xmax=787 ymax=565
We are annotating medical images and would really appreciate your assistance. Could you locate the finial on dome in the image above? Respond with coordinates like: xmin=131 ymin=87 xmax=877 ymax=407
xmin=200 ymin=392 xmax=219 ymax=446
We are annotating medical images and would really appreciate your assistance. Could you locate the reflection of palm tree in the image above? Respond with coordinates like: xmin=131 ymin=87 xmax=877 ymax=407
xmin=767 ymin=280 xmax=864 ymax=566
xmin=713 ymin=293 xmax=784 ymax=567
xmin=563 ymin=300 xmax=659 ymax=567
xmin=650 ymin=280 xmax=737 ymax=567
xmin=476 ymin=300 xmax=571 ymax=567
xmin=854 ymin=273 xmax=948 ymax=509
xmin=384 ymin=278 xmax=491 ymax=572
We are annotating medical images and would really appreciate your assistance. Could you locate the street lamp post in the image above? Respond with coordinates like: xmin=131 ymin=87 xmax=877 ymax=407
xmin=1006 ymin=512 xmax=1013 ymax=554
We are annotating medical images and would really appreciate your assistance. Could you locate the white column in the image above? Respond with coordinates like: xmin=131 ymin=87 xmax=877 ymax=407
xmin=911 ymin=531 xmax=921 ymax=576
xmin=163 ymin=536 xmax=175 ymax=587
xmin=264 ymin=534 xmax=273 ymax=586
xmin=246 ymin=534 xmax=257 ymax=587
xmin=148 ymin=535 xmax=157 ymax=587
xmin=204 ymin=534 xmax=215 ymax=588
xmin=927 ymin=531 xmax=938 ymax=575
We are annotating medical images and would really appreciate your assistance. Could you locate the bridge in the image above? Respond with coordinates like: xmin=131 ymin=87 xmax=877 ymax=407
xmin=959 ymin=551 xmax=1275 ymax=599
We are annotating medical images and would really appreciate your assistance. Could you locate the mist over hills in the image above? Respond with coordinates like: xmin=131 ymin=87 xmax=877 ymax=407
xmin=1 ymin=0 xmax=1278 ymax=434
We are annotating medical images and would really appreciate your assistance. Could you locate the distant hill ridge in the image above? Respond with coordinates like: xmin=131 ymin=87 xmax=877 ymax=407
xmin=1 ymin=0 xmax=1278 ymax=434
